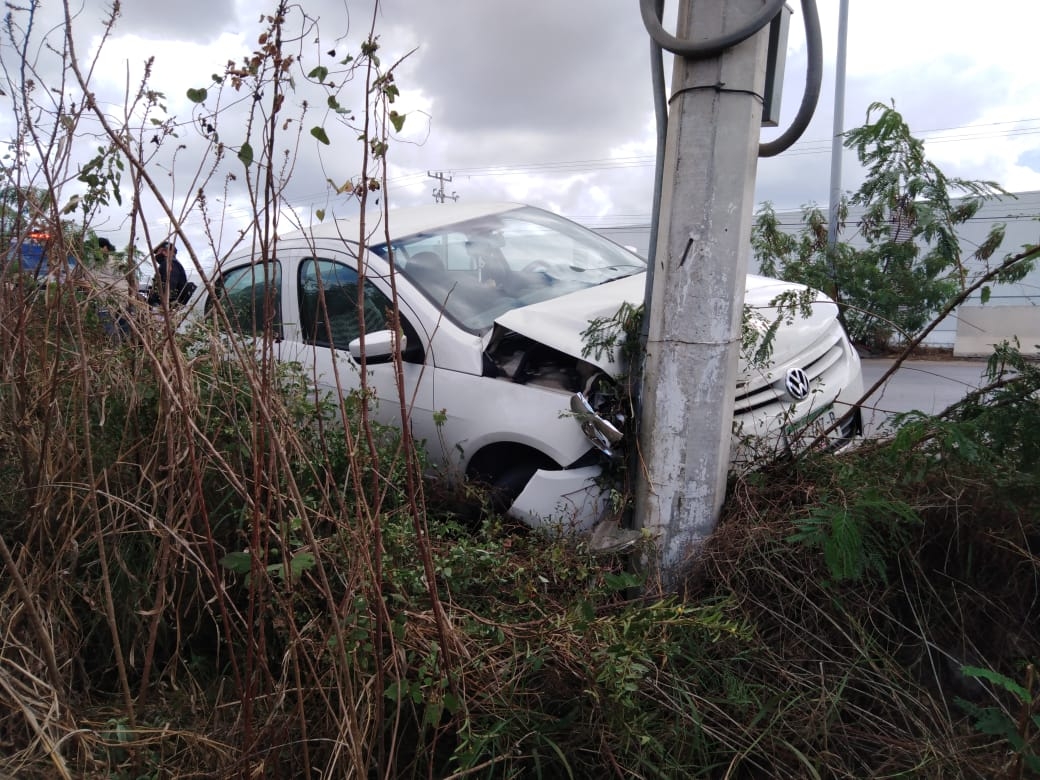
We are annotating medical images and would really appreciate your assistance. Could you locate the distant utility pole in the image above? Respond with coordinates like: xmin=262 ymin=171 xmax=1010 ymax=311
xmin=427 ymin=170 xmax=459 ymax=203
xmin=636 ymin=0 xmax=772 ymax=591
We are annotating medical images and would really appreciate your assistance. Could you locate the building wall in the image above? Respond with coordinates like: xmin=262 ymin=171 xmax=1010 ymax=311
xmin=955 ymin=307 xmax=1040 ymax=357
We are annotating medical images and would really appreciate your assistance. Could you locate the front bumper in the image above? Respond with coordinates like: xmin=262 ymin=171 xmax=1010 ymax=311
xmin=507 ymin=464 xmax=606 ymax=533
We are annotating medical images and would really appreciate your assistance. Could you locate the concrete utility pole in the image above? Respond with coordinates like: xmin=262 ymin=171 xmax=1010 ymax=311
xmin=827 ymin=0 xmax=850 ymax=249
xmin=427 ymin=170 xmax=458 ymax=203
xmin=636 ymin=0 xmax=772 ymax=590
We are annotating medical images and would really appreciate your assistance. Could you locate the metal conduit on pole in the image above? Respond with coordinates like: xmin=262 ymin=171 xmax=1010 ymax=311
xmin=635 ymin=0 xmax=772 ymax=592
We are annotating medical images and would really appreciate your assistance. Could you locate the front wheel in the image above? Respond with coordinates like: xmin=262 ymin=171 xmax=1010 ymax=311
xmin=487 ymin=462 xmax=542 ymax=515
xmin=466 ymin=447 xmax=556 ymax=525
xmin=440 ymin=463 xmax=538 ymax=532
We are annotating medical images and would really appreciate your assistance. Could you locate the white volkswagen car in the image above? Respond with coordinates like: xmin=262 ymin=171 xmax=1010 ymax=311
xmin=202 ymin=202 xmax=862 ymax=531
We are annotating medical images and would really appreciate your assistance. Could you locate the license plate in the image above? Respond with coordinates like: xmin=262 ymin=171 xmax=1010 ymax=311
xmin=784 ymin=404 xmax=839 ymax=451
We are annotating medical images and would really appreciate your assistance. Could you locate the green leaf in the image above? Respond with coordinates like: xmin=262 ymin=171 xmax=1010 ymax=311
xmin=578 ymin=599 xmax=595 ymax=624
xmin=960 ymin=665 xmax=1031 ymax=701
xmin=981 ymin=285 xmax=991 ymax=304
xmin=384 ymin=680 xmax=408 ymax=700
xmin=442 ymin=692 xmax=460 ymax=715
xmin=186 ymin=87 xmax=208 ymax=104
xmin=219 ymin=551 xmax=252 ymax=574
xmin=965 ymin=705 xmax=1018 ymax=738
xmin=310 ymin=126 xmax=330 ymax=145
xmin=423 ymin=699 xmax=443 ymax=727
xmin=289 ymin=552 xmax=315 ymax=578
xmin=315 ymin=209 xmax=325 ymax=222
xmin=389 ymin=110 xmax=405 ymax=133
xmin=308 ymin=65 xmax=329 ymax=82
xmin=604 ymin=571 xmax=642 ymax=591
xmin=238 ymin=142 xmax=254 ymax=167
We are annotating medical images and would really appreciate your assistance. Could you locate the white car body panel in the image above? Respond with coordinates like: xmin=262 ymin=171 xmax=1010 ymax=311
xmin=429 ymin=368 xmax=595 ymax=471
xmin=508 ymin=466 xmax=606 ymax=533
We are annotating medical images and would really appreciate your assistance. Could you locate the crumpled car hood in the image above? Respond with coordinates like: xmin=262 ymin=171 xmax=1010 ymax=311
xmin=493 ymin=272 xmax=840 ymax=375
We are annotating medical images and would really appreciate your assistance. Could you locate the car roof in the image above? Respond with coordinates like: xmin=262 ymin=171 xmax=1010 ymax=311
xmin=282 ymin=201 xmax=530 ymax=245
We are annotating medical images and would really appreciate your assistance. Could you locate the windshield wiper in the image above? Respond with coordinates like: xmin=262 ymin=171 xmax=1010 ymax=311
xmin=597 ymin=266 xmax=644 ymax=285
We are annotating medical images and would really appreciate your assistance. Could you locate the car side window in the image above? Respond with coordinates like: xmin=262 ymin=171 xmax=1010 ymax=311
xmin=299 ymin=258 xmax=392 ymax=349
xmin=207 ymin=262 xmax=282 ymax=337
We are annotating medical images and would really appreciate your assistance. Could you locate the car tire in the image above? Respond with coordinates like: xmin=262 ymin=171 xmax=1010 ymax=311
xmin=488 ymin=462 xmax=540 ymax=514
xmin=443 ymin=464 xmax=538 ymax=532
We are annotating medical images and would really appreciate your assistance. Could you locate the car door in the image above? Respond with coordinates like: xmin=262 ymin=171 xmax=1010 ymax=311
xmin=288 ymin=252 xmax=439 ymax=457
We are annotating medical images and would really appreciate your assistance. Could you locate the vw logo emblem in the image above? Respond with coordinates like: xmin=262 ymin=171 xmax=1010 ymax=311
xmin=785 ymin=367 xmax=811 ymax=401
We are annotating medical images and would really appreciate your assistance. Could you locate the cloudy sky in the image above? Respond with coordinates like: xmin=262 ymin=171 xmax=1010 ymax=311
xmin=4 ymin=0 xmax=1040 ymax=262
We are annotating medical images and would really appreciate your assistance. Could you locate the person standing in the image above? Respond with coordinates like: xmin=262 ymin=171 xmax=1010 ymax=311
xmin=147 ymin=240 xmax=188 ymax=306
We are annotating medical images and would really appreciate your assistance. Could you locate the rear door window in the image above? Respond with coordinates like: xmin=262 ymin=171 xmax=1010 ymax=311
xmin=207 ymin=262 xmax=282 ymax=338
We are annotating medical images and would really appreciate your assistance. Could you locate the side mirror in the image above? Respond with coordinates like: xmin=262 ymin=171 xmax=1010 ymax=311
xmin=348 ymin=329 xmax=405 ymax=363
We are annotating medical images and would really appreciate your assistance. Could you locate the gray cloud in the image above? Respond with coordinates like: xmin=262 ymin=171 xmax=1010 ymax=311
xmin=4 ymin=0 xmax=1036 ymax=262
xmin=105 ymin=0 xmax=238 ymax=44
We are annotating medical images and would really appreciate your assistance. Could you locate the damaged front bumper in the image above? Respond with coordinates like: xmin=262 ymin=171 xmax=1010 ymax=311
xmin=505 ymin=390 xmax=624 ymax=533
xmin=507 ymin=464 xmax=607 ymax=533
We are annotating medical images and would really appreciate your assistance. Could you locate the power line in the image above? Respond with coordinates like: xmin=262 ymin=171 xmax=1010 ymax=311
xmin=384 ymin=118 xmax=1040 ymax=186
xmin=269 ymin=116 xmax=1040 ymax=213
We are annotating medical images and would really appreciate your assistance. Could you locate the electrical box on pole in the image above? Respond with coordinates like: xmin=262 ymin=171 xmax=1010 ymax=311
xmin=762 ymin=4 xmax=792 ymax=127
xmin=635 ymin=0 xmax=772 ymax=591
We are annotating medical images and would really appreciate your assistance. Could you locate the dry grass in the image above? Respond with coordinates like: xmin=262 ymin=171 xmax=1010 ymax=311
xmin=689 ymin=414 xmax=1040 ymax=778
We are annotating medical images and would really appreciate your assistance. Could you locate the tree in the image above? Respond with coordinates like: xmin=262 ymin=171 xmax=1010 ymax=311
xmin=752 ymin=102 xmax=1012 ymax=352
xmin=0 ymin=186 xmax=52 ymax=250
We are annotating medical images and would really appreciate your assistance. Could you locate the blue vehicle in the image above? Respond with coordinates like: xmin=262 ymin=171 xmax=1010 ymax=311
xmin=5 ymin=230 xmax=77 ymax=277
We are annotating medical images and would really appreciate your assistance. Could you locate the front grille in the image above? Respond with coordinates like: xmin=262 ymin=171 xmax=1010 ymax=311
xmin=734 ymin=327 xmax=851 ymax=421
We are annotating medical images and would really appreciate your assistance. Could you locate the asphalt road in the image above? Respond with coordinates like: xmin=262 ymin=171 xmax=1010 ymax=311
xmin=859 ymin=357 xmax=991 ymax=436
